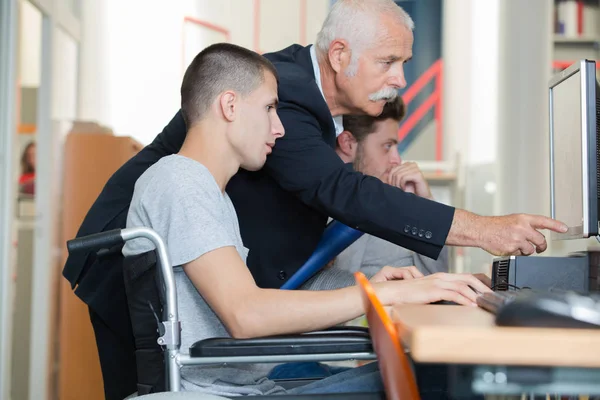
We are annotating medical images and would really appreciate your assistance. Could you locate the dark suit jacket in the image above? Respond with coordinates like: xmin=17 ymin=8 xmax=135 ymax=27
xmin=63 ymin=43 xmax=454 ymax=385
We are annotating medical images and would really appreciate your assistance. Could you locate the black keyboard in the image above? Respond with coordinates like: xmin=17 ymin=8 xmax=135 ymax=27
xmin=477 ymin=290 xmax=600 ymax=329
xmin=476 ymin=291 xmax=520 ymax=314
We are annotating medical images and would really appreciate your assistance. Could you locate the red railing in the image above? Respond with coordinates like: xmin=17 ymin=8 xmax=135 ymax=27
xmin=181 ymin=17 xmax=231 ymax=74
xmin=399 ymin=59 xmax=600 ymax=162
xmin=399 ymin=59 xmax=443 ymax=161
xmin=183 ymin=16 xmax=231 ymax=40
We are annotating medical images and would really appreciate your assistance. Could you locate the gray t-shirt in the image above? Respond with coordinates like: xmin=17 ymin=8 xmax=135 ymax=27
xmin=302 ymin=228 xmax=448 ymax=291
xmin=123 ymin=155 xmax=283 ymax=396
xmin=334 ymin=233 xmax=449 ymax=276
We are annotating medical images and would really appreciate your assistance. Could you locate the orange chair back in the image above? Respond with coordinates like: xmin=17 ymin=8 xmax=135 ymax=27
xmin=355 ymin=272 xmax=421 ymax=400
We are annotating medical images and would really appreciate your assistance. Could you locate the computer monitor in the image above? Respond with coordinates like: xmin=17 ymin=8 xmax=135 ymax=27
xmin=549 ymin=59 xmax=599 ymax=240
xmin=549 ymin=60 xmax=600 ymax=239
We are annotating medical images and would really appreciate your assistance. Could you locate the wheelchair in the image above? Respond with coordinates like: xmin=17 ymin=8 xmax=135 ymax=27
xmin=67 ymin=227 xmax=381 ymax=399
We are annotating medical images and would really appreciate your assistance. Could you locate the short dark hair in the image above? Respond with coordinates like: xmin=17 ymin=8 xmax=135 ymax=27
xmin=341 ymin=96 xmax=406 ymax=144
xmin=180 ymin=43 xmax=279 ymax=127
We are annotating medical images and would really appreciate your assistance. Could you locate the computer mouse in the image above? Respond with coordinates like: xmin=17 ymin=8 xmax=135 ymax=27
xmin=495 ymin=292 xmax=600 ymax=329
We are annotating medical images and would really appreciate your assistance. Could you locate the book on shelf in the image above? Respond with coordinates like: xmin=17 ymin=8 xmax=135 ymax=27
xmin=555 ymin=0 xmax=600 ymax=39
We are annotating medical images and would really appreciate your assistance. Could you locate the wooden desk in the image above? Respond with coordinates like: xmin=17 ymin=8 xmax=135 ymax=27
xmin=391 ymin=305 xmax=600 ymax=368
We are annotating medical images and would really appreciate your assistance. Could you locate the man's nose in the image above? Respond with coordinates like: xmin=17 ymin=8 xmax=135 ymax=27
xmin=390 ymin=147 xmax=402 ymax=166
xmin=388 ymin=67 xmax=407 ymax=89
xmin=272 ymin=112 xmax=285 ymax=138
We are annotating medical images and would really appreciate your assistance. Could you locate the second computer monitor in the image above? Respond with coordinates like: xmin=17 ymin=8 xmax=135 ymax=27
xmin=549 ymin=59 xmax=599 ymax=240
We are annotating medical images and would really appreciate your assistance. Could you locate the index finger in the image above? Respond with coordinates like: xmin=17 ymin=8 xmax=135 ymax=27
xmin=459 ymin=274 xmax=493 ymax=294
xmin=530 ymin=215 xmax=568 ymax=233
xmin=388 ymin=165 xmax=408 ymax=177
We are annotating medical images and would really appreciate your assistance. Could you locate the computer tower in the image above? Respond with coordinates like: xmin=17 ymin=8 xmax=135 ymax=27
xmin=491 ymin=254 xmax=597 ymax=292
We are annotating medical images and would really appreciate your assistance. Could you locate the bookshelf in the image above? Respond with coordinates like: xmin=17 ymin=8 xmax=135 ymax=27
xmin=553 ymin=0 xmax=600 ymax=64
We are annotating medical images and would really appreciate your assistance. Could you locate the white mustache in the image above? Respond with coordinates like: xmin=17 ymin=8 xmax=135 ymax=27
xmin=368 ymin=87 xmax=398 ymax=102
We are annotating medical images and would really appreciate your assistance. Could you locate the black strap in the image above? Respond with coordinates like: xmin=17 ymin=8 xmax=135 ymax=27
xmin=123 ymin=252 xmax=166 ymax=394
xmin=134 ymin=349 xmax=165 ymax=394
xmin=123 ymin=251 xmax=157 ymax=284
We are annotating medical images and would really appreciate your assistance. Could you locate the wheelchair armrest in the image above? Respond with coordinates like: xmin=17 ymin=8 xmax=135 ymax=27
xmin=189 ymin=331 xmax=373 ymax=357
xmin=308 ymin=326 xmax=369 ymax=336
xmin=246 ymin=393 xmax=385 ymax=400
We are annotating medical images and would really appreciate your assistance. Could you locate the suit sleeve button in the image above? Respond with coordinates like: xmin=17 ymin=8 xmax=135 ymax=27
xmin=425 ymin=231 xmax=432 ymax=239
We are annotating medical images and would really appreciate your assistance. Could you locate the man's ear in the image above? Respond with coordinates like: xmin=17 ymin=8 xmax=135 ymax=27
xmin=328 ymin=39 xmax=351 ymax=74
xmin=219 ymin=91 xmax=237 ymax=122
xmin=337 ymin=131 xmax=358 ymax=162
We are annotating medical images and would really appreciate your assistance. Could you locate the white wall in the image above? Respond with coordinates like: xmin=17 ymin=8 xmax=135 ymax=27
xmin=443 ymin=0 xmax=501 ymax=182
xmin=19 ymin=0 xmax=42 ymax=88
xmin=468 ymin=0 xmax=500 ymax=167
xmin=443 ymin=0 xmax=501 ymax=272
xmin=52 ymin=28 xmax=78 ymax=121
xmin=80 ymin=0 xmax=329 ymax=145
xmin=78 ymin=0 xmax=111 ymax=123
xmin=260 ymin=0 xmax=302 ymax=52
xmin=105 ymin=0 xmax=193 ymax=144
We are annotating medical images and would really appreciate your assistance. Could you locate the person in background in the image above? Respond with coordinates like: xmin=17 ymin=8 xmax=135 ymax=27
xmin=19 ymin=141 xmax=36 ymax=195
xmin=302 ymin=97 xmax=448 ymax=293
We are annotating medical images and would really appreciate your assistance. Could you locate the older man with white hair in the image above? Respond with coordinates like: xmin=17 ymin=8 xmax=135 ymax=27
xmin=64 ymin=0 xmax=566 ymax=398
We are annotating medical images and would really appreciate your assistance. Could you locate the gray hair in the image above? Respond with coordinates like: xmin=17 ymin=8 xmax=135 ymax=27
xmin=315 ymin=0 xmax=414 ymax=77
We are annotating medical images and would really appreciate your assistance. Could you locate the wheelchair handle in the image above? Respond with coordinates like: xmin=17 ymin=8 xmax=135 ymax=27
xmin=66 ymin=229 xmax=124 ymax=254
xmin=67 ymin=227 xmax=177 ymax=315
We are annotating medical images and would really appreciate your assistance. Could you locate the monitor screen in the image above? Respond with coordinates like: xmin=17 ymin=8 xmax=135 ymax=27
xmin=549 ymin=60 xmax=598 ymax=240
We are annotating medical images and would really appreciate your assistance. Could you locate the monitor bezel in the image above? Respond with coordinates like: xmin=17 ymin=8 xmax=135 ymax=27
xmin=549 ymin=59 xmax=598 ymax=240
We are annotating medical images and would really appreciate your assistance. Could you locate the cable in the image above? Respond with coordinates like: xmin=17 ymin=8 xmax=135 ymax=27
xmin=490 ymin=283 xmax=532 ymax=291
